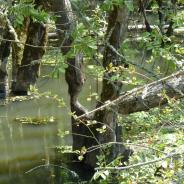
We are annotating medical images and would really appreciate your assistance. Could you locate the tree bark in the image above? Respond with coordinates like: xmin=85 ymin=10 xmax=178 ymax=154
xmin=50 ymin=0 xmax=89 ymax=151
xmin=118 ymin=70 xmax=184 ymax=114
xmin=12 ymin=1 xmax=48 ymax=95
xmin=65 ymin=55 xmax=90 ymax=150
xmin=84 ymin=5 xmax=131 ymax=168
xmin=11 ymin=20 xmax=29 ymax=92
xmin=0 ymin=28 xmax=11 ymax=98
xmin=78 ymin=70 xmax=184 ymax=118
xmin=0 ymin=17 xmax=18 ymax=98
xmin=12 ymin=20 xmax=47 ymax=95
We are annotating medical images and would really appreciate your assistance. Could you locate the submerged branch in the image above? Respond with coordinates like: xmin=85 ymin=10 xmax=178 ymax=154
xmin=25 ymin=163 xmax=78 ymax=177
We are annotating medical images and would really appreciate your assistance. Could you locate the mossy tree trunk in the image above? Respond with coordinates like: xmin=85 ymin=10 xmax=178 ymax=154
xmin=0 ymin=27 xmax=11 ymax=98
xmin=0 ymin=17 xmax=18 ymax=98
xmin=12 ymin=0 xmax=48 ymax=95
xmin=12 ymin=21 xmax=47 ymax=95
xmin=11 ymin=21 xmax=29 ymax=92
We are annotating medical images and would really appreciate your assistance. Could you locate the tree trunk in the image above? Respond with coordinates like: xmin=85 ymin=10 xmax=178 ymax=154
xmin=84 ymin=5 xmax=131 ymax=168
xmin=0 ymin=28 xmax=11 ymax=98
xmin=11 ymin=20 xmax=29 ymax=92
xmin=12 ymin=0 xmax=48 ymax=95
xmin=65 ymin=55 xmax=90 ymax=150
xmin=51 ymin=0 xmax=73 ymax=54
xmin=0 ymin=17 xmax=18 ymax=98
xmin=50 ymin=0 xmax=90 ymax=151
xmin=13 ymin=21 xmax=47 ymax=95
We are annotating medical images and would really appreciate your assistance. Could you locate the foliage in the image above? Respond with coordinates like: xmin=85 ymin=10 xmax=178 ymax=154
xmin=92 ymin=100 xmax=184 ymax=183
xmin=0 ymin=0 xmax=184 ymax=183
xmin=0 ymin=0 xmax=51 ymax=28
xmin=59 ymin=1 xmax=184 ymax=183
xmin=8 ymin=1 xmax=50 ymax=27
xmin=50 ymin=0 xmax=184 ymax=183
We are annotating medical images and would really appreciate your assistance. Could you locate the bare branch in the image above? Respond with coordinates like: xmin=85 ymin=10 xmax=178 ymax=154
xmin=95 ymin=151 xmax=183 ymax=171
xmin=77 ymin=70 xmax=184 ymax=119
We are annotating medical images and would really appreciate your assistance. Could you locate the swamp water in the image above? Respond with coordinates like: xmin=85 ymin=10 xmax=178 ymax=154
xmin=0 ymin=45 xmax=174 ymax=184
xmin=0 ymin=66 xmax=97 ymax=184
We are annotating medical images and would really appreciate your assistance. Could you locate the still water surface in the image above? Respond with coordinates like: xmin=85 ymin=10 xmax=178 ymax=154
xmin=0 ymin=66 xmax=97 ymax=183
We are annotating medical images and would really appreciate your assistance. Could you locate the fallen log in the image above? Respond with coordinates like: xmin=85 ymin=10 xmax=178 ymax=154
xmin=77 ymin=70 xmax=184 ymax=118
xmin=118 ymin=70 xmax=184 ymax=114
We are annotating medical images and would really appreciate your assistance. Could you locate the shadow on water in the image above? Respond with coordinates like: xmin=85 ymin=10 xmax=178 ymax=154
xmin=0 ymin=65 xmax=98 ymax=184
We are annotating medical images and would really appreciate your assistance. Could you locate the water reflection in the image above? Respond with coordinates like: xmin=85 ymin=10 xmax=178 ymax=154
xmin=0 ymin=66 xmax=97 ymax=183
